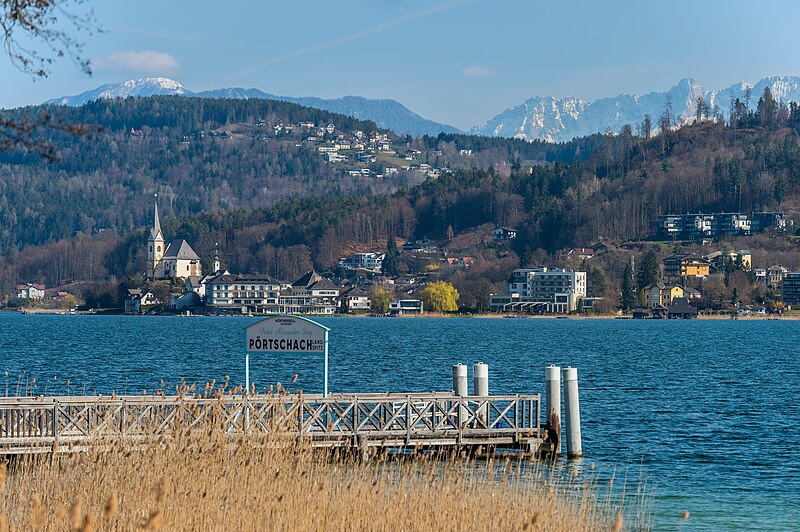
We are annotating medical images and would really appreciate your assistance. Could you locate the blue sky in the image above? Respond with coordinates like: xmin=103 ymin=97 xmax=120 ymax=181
xmin=2 ymin=0 xmax=800 ymax=129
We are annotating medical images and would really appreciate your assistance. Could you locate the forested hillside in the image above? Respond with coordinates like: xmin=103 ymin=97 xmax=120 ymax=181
xmin=2 ymin=90 xmax=800 ymax=304
xmin=0 ymin=96 xmax=594 ymax=257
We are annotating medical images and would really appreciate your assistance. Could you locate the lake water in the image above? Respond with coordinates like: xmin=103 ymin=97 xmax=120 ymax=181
xmin=1 ymin=314 xmax=798 ymax=530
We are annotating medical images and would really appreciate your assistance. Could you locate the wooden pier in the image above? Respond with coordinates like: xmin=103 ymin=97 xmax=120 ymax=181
xmin=0 ymin=393 xmax=546 ymax=457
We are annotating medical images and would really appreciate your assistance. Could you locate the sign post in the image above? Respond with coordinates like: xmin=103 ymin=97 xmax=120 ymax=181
xmin=245 ymin=315 xmax=331 ymax=397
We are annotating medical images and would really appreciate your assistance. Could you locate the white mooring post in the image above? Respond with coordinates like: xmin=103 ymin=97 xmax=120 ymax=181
xmin=473 ymin=362 xmax=489 ymax=396
xmin=452 ymin=364 xmax=468 ymax=396
xmin=473 ymin=362 xmax=489 ymax=427
xmin=545 ymin=365 xmax=561 ymax=454
xmin=453 ymin=364 xmax=468 ymax=428
xmin=562 ymin=366 xmax=582 ymax=458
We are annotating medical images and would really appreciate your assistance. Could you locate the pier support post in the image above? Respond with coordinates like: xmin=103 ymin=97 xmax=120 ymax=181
xmin=562 ymin=367 xmax=582 ymax=458
xmin=545 ymin=365 xmax=561 ymax=455
xmin=473 ymin=362 xmax=488 ymax=427
xmin=453 ymin=364 xmax=468 ymax=431
xmin=452 ymin=364 xmax=468 ymax=396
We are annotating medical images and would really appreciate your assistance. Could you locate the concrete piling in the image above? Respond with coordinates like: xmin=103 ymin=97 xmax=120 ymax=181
xmin=452 ymin=364 xmax=468 ymax=396
xmin=472 ymin=363 xmax=488 ymax=396
xmin=545 ymin=365 xmax=561 ymax=454
xmin=473 ymin=362 xmax=489 ymax=427
xmin=453 ymin=363 xmax=469 ymax=428
xmin=562 ymin=366 xmax=582 ymax=458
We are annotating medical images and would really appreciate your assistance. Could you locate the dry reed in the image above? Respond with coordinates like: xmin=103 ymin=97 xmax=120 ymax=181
xmin=0 ymin=396 xmax=645 ymax=531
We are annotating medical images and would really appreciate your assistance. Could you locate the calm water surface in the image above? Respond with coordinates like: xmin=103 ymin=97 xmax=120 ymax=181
xmin=1 ymin=314 xmax=798 ymax=531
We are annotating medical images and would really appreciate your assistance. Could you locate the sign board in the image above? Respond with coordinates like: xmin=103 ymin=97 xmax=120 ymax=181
xmin=244 ymin=315 xmax=331 ymax=397
xmin=246 ymin=315 xmax=328 ymax=353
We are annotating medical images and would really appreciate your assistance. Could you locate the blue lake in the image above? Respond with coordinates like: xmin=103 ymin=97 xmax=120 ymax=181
xmin=1 ymin=314 xmax=798 ymax=530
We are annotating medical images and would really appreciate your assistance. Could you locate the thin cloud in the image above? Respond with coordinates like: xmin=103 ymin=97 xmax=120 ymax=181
xmin=462 ymin=65 xmax=493 ymax=77
xmin=92 ymin=50 xmax=181 ymax=75
xmin=224 ymin=0 xmax=476 ymax=81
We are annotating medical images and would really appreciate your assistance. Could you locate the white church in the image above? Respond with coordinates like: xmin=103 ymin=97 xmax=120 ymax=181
xmin=147 ymin=199 xmax=203 ymax=279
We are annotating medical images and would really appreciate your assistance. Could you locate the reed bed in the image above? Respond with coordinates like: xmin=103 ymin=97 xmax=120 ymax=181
xmin=0 ymin=397 xmax=646 ymax=531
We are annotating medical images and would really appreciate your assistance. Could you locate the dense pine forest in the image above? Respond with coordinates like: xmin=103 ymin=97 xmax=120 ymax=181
xmin=2 ymin=89 xmax=800 ymax=308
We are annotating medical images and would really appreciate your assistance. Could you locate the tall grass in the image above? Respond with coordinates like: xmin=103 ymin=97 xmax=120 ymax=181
xmin=0 ymin=397 xmax=648 ymax=531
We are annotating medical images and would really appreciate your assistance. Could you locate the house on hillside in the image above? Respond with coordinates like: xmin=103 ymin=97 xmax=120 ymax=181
xmin=767 ymin=265 xmax=788 ymax=288
xmin=663 ymin=255 xmax=709 ymax=279
xmin=16 ymin=283 xmax=45 ymax=300
xmin=402 ymin=239 xmax=438 ymax=253
xmin=493 ymin=226 xmax=517 ymax=241
xmin=338 ymin=252 xmax=385 ymax=272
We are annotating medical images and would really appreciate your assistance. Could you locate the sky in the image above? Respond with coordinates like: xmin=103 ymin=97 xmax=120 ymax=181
xmin=2 ymin=0 xmax=800 ymax=130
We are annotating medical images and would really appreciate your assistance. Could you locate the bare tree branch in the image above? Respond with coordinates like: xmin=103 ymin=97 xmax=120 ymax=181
xmin=1 ymin=0 xmax=98 ymax=78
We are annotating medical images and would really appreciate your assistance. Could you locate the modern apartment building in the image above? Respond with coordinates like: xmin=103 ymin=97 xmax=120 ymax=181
xmin=489 ymin=267 xmax=587 ymax=314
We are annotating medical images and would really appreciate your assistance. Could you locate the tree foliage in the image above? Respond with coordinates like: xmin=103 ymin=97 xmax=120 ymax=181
xmin=419 ymin=281 xmax=459 ymax=312
xmin=636 ymin=250 xmax=660 ymax=289
xmin=370 ymin=288 xmax=391 ymax=314
xmin=620 ymin=263 xmax=636 ymax=311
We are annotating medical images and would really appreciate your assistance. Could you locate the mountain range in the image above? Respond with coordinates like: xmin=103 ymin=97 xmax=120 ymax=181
xmin=42 ymin=75 xmax=800 ymax=142
xmin=471 ymin=76 xmax=800 ymax=142
xmin=44 ymin=79 xmax=461 ymax=137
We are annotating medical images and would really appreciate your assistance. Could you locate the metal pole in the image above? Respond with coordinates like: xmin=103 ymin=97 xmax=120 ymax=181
xmin=323 ymin=329 xmax=329 ymax=398
xmin=245 ymin=353 xmax=250 ymax=395
xmin=546 ymin=365 xmax=561 ymax=454
xmin=562 ymin=366 xmax=582 ymax=458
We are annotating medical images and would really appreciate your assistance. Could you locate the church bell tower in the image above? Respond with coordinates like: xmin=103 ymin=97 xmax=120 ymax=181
xmin=148 ymin=195 xmax=165 ymax=278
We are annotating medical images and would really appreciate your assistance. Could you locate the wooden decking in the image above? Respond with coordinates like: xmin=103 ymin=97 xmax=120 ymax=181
xmin=0 ymin=393 xmax=546 ymax=457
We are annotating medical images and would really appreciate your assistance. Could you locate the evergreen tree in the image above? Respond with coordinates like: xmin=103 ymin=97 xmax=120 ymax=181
xmin=636 ymin=250 xmax=660 ymax=289
xmin=621 ymin=263 xmax=636 ymax=311
xmin=757 ymin=87 xmax=778 ymax=128
xmin=382 ymin=236 xmax=398 ymax=277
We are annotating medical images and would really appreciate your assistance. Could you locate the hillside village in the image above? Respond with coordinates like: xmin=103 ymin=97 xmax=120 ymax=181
xmin=7 ymin=197 xmax=800 ymax=319
xmin=183 ymin=117 xmax=457 ymax=182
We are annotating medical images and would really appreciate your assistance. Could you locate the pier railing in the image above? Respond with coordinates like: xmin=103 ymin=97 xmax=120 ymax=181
xmin=0 ymin=393 xmax=542 ymax=455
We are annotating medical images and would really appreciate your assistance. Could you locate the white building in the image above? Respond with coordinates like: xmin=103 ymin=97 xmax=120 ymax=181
xmin=124 ymin=289 xmax=161 ymax=314
xmin=493 ymin=226 xmax=518 ymax=240
xmin=206 ymin=274 xmax=282 ymax=313
xmin=280 ymin=271 xmax=340 ymax=314
xmin=490 ymin=267 xmax=587 ymax=314
xmin=340 ymin=285 xmax=372 ymax=312
xmin=389 ymin=299 xmax=423 ymax=315
xmin=205 ymin=271 xmax=340 ymax=315
xmin=338 ymin=252 xmax=385 ymax=272
xmin=16 ymin=283 xmax=45 ymax=300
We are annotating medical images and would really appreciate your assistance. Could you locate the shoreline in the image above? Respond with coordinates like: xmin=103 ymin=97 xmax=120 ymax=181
xmin=6 ymin=309 xmax=799 ymax=320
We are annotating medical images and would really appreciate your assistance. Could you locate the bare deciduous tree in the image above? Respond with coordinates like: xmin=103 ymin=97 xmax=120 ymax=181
xmin=1 ymin=0 xmax=97 ymax=78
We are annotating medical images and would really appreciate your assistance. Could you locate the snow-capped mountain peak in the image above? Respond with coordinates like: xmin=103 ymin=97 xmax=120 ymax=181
xmin=472 ymin=76 xmax=800 ymax=142
xmin=46 ymin=78 xmax=191 ymax=106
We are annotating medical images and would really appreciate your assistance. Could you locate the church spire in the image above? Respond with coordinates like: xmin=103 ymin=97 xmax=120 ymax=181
xmin=150 ymin=194 xmax=163 ymax=241
xmin=213 ymin=242 xmax=221 ymax=273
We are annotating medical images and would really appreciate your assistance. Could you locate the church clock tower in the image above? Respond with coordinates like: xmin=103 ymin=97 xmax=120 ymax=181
xmin=148 ymin=195 xmax=165 ymax=278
